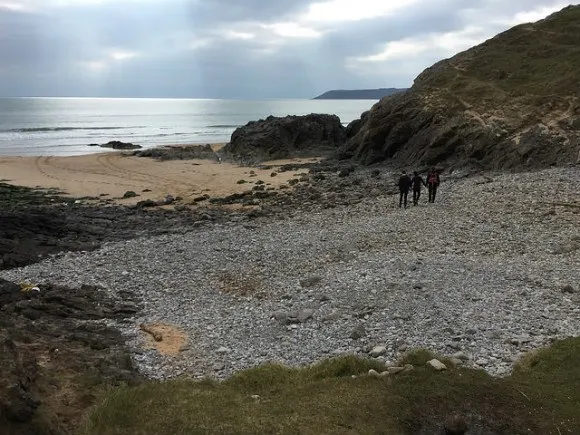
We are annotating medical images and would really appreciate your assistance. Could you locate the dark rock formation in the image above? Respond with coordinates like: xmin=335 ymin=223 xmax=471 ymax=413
xmin=0 ymin=183 xmax=225 ymax=271
xmin=0 ymin=279 xmax=140 ymax=434
xmin=339 ymin=5 xmax=580 ymax=170
xmin=123 ymin=191 xmax=139 ymax=199
xmin=99 ymin=141 xmax=142 ymax=150
xmin=345 ymin=111 xmax=370 ymax=139
xmin=133 ymin=144 xmax=217 ymax=161
xmin=221 ymin=114 xmax=347 ymax=163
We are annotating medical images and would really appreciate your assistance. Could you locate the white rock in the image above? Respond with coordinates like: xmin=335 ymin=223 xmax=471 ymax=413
xmin=369 ymin=345 xmax=387 ymax=357
xmin=427 ymin=359 xmax=447 ymax=371
xmin=453 ymin=351 xmax=470 ymax=361
xmin=449 ymin=358 xmax=464 ymax=367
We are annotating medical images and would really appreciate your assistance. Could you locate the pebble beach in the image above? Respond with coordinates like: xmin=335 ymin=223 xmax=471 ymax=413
xmin=2 ymin=165 xmax=578 ymax=380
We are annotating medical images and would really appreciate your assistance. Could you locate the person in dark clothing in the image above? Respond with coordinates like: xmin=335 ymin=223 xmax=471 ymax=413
xmin=411 ymin=171 xmax=426 ymax=206
xmin=398 ymin=171 xmax=412 ymax=208
xmin=427 ymin=167 xmax=441 ymax=203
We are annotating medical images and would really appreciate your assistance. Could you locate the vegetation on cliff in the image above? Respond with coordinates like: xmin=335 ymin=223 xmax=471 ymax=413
xmin=84 ymin=339 xmax=580 ymax=434
xmin=340 ymin=5 xmax=580 ymax=170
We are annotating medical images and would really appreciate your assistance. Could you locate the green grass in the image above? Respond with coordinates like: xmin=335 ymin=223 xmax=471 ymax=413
xmin=414 ymin=5 xmax=580 ymax=110
xmin=83 ymin=339 xmax=580 ymax=435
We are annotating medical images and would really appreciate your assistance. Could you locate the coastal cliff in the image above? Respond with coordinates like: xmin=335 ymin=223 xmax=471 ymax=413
xmin=339 ymin=5 xmax=580 ymax=170
xmin=221 ymin=114 xmax=346 ymax=163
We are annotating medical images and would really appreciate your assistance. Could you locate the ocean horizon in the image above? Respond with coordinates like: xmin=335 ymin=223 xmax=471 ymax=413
xmin=0 ymin=97 xmax=375 ymax=156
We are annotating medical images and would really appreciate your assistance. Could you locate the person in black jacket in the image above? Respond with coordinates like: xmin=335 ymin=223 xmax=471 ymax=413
xmin=398 ymin=171 xmax=412 ymax=208
xmin=411 ymin=171 xmax=426 ymax=205
xmin=427 ymin=167 xmax=441 ymax=203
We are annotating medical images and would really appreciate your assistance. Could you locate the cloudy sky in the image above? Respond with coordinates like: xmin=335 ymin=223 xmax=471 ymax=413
xmin=0 ymin=0 xmax=577 ymax=98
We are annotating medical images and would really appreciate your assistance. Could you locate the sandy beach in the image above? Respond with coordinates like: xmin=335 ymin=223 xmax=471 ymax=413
xmin=0 ymin=147 xmax=314 ymax=204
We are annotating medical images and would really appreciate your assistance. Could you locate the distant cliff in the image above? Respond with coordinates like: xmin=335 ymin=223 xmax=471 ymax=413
xmin=313 ymin=88 xmax=407 ymax=100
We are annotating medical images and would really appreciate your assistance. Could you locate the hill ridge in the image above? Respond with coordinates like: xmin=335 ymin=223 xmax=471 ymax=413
xmin=313 ymin=88 xmax=407 ymax=100
xmin=339 ymin=5 xmax=580 ymax=170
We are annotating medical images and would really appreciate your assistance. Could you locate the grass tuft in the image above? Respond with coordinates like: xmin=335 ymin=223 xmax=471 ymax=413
xmin=303 ymin=355 xmax=386 ymax=380
xmin=83 ymin=338 xmax=580 ymax=435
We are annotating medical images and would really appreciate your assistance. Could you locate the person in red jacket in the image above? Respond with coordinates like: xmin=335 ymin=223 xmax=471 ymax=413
xmin=427 ymin=167 xmax=441 ymax=203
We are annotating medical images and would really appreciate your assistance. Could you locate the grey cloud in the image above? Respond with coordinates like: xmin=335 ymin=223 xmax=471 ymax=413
xmin=0 ymin=0 xmax=577 ymax=97
xmin=317 ymin=0 xmax=483 ymax=58
xmin=187 ymin=0 xmax=313 ymax=23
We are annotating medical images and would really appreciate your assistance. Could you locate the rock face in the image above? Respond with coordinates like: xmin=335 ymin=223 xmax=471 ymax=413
xmin=0 ymin=279 xmax=140 ymax=434
xmin=339 ymin=5 xmax=580 ymax=170
xmin=345 ymin=111 xmax=370 ymax=138
xmin=222 ymin=114 xmax=346 ymax=163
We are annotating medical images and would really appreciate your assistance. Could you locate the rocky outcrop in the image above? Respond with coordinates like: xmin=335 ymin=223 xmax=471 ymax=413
xmin=221 ymin=114 xmax=346 ymax=163
xmin=0 ymin=183 xmax=227 ymax=271
xmin=345 ymin=111 xmax=370 ymax=139
xmin=90 ymin=141 xmax=142 ymax=150
xmin=0 ymin=279 xmax=140 ymax=434
xmin=339 ymin=5 xmax=580 ymax=170
xmin=133 ymin=144 xmax=218 ymax=161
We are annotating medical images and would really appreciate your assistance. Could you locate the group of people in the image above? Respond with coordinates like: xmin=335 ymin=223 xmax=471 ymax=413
xmin=397 ymin=168 xmax=440 ymax=208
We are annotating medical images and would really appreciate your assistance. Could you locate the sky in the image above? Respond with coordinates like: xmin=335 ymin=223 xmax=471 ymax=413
xmin=0 ymin=0 xmax=577 ymax=98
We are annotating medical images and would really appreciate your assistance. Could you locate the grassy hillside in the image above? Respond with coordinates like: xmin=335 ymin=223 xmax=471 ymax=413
xmin=83 ymin=338 xmax=580 ymax=435
xmin=415 ymin=5 xmax=580 ymax=110
xmin=340 ymin=5 xmax=580 ymax=169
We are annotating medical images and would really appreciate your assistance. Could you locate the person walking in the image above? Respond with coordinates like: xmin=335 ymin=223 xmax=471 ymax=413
xmin=411 ymin=171 xmax=426 ymax=205
xmin=398 ymin=171 xmax=412 ymax=208
xmin=427 ymin=167 xmax=440 ymax=203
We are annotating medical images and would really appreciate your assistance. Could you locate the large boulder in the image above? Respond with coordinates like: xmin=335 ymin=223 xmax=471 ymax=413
xmin=221 ymin=114 xmax=346 ymax=163
xmin=339 ymin=5 xmax=580 ymax=170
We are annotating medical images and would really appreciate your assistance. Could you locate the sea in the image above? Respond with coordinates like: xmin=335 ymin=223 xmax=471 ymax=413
xmin=0 ymin=98 xmax=375 ymax=156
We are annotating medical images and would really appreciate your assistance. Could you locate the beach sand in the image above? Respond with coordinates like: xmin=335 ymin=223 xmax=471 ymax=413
xmin=0 ymin=148 xmax=315 ymax=204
